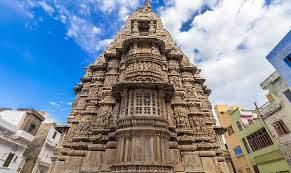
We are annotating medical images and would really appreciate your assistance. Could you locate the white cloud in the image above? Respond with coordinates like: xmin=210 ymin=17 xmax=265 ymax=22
xmin=38 ymin=1 xmax=55 ymax=16
xmin=18 ymin=0 xmax=291 ymax=110
xmin=96 ymin=38 xmax=114 ymax=51
xmin=0 ymin=0 xmax=34 ymax=19
xmin=49 ymin=101 xmax=60 ymax=107
xmin=66 ymin=15 xmax=102 ymax=56
xmin=98 ymin=0 xmax=140 ymax=19
xmin=160 ymin=0 xmax=291 ymax=108
xmin=55 ymin=14 xmax=67 ymax=23
xmin=92 ymin=26 xmax=101 ymax=34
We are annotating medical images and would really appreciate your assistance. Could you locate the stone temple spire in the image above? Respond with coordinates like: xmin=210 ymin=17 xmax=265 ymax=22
xmin=48 ymin=0 xmax=235 ymax=172
xmin=144 ymin=0 xmax=151 ymax=9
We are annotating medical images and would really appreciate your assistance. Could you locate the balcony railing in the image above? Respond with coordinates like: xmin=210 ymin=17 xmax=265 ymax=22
xmin=259 ymin=100 xmax=281 ymax=118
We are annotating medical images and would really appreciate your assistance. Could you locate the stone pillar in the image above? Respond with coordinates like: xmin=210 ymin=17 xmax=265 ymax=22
xmin=111 ymin=116 xmax=174 ymax=173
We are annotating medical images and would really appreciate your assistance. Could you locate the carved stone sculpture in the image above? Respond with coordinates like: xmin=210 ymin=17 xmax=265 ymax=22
xmin=49 ymin=1 xmax=233 ymax=173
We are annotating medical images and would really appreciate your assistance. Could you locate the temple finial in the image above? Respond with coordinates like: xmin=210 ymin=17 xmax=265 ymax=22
xmin=144 ymin=0 xmax=151 ymax=9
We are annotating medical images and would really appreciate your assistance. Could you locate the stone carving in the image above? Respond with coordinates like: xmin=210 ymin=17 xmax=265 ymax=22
xmin=169 ymin=76 xmax=183 ymax=88
xmin=50 ymin=1 xmax=234 ymax=173
xmin=104 ymin=75 xmax=118 ymax=88
xmin=174 ymin=108 xmax=190 ymax=128
xmin=95 ymin=106 xmax=113 ymax=128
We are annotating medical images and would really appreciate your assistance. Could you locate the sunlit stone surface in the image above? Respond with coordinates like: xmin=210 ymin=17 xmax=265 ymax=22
xmin=49 ymin=1 xmax=234 ymax=173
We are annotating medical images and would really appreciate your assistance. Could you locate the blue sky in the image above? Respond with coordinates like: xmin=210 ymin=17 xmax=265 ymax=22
xmin=0 ymin=0 xmax=163 ymax=123
xmin=0 ymin=0 xmax=290 ymax=124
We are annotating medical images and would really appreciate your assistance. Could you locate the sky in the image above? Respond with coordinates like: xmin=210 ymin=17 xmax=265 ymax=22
xmin=0 ymin=0 xmax=290 ymax=124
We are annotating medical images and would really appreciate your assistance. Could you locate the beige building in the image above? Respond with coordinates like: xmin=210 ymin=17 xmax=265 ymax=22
xmin=259 ymin=71 xmax=291 ymax=167
xmin=215 ymin=105 xmax=255 ymax=173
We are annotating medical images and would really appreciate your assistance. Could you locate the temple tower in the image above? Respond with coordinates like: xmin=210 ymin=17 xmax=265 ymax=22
xmin=49 ymin=1 xmax=234 ymax=173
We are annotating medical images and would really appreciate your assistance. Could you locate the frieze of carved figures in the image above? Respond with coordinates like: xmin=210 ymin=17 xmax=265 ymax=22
xmin=63 ymin=124 xmax=78 ymax=143
xmin=108 ymin=103 xmax=120 ymax=127
xmin=169 ymin=76 xmax=183 ymax=88
xmin=185 ymin=87 xmax=197 ymax=98
xmin=75 ymin=114 xmax=97 ymax=135
xmin=104 ymin=75 xmax=119 ymax=88
xmin=118 ymin=72 xmax=125 ymax=82
xmin=76 ymin=123 xmax=92 ymax=136
xmin=151 ymin=45 xmax=160 ymax=55
xmin=95 ymin=105 xmax=114 ymax=128
xmin=174 ymin=107 xmax=190 ymax=128
xmin=89 ymin=86 xmax=103 ymax=98
xmin=166 ymin=104 xmax=175 ymax=126
xmin=188 ymin=116 xmax=209 ymax=135
xmin=75 ymin=97 xmax=87 ymax=110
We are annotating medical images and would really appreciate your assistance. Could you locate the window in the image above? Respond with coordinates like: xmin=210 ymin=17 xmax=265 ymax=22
xmin=144 ymin=107 xmax=150 ymax=114
xmin=236 ymin=121 xmax=243 ymax=131
xmin=52 ymin=131 xmax=57 ymax=139
xmin=3 ymin=153 xmax=15 ymax=167
xmin=242 ymin=138 xmax=251 ymax=153
xmin=283 ymin=89 xmax=291 ymax=102
xmin=283 ymin=53 xmax=291 ymax=68
xmin=273 ymin=120 xmax=289 ymax=136
xmin=13 ymin=156 xmax=18 ymax=163
xmin=144 ymin=94 xmax=150 ymax=106
xmin=138 ymin=21 xmax=150 ymax=33
xmin=234 ymin=146 xmax=243 ymax=156
xmin=28 ymin=123 xmax=36 ymax=133
xmin=124 ymin=90 xmax=163 ymax=116
xmin=227 ymin=126 xmax=234 ymax=136
xmin=247 ymin=128 xmax=273 ymax=151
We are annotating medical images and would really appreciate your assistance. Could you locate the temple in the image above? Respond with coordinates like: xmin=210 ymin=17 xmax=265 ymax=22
xmin=49 ymin=1 xmax=234 ymax=173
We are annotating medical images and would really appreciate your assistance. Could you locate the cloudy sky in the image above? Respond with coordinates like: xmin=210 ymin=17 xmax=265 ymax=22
xmin=0 ymin=0 xmax=290 ymax=123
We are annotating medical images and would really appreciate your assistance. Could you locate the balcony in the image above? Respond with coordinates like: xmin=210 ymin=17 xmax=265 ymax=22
xmin=259 ymin=100 xmax=281 ymax=118
xmin=0 ymin=117 xmax=17 ymax=133
xmin=46 ymin=138 xmax=57 ymax=148
xmin=14 ymin=130 xmax=34 ymax=142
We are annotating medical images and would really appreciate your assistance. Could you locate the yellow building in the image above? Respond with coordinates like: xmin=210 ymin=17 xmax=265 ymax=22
xmin=215 ymin=105 xmax=256 ymax=173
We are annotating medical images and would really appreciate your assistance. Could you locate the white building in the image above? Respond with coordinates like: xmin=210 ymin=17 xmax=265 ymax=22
xmin=259 ymin=71 xmax=291 ymax=167
xmin=20 ymin=111 xmax=61 ymax=173
xmin=0 ymin=109 xmax=45 ymax=173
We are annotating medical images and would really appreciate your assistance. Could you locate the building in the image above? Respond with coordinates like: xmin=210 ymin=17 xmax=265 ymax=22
xmin=215 ymin=105 xmax=256 ymax=173
xmin=231 ymin=108 xmax=290 ymax=173
xmin=0 ymin=108 xmax=45 ymax=173
xmin=20 ymin=112 xmax=62 ymax=173
xmin=47 ymin=125 xmax=69 ymax=173
xmin=216 ymin=105 xmax=291 ymax=173
xmin=266 ymin=30 xmax=291 ymax=86
xmin=259 ymin=71 xmax=291 ymax=167
xmin=213 ymin=126 xmax=236 ymax=173
xmin=49 ymin=1 xmax=233 ymax=173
